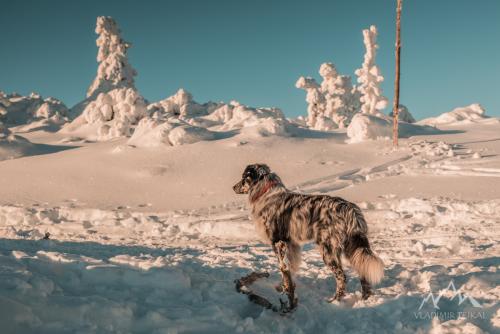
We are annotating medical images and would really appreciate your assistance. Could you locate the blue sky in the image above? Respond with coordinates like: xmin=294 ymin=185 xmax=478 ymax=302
xmin=0 ymin=0 xmax=499 ymax=119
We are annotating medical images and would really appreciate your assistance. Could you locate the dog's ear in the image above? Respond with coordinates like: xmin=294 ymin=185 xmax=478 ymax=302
xmin=255 ymin=164 xmax=271 ymax=178
xmin=243 ymin=164 xmax=271 ymax=181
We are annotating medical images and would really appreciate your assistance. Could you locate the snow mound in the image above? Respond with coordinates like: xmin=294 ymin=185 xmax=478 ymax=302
xmin=147 ymin=89 xmax=215 ymax=119
xmin=389 ymin=104 xmax=416 ymax=123
xmin=0 ymin=91 xmax=68 ymax=127
xmin=347 ymin=113 xmax=442 ymax=143
xmin=0 ymin=122 xmax=34 ymax=161
xmin=148 ymin=90 xmax=290 ymax=137
xmin=347 ymin=113 xmax=392 ymax=143
xmin=64 ymin=88 xmax=147 ymax=140
xmin=127 ymin=116 xmax=215 ymax=147
xmin=87 ymin=16 xmax=137 ymax=98
xmin=418 ymin=104 xmax=489 ymax=126
xmin=212 ymin=102 xmax=288 ymax=132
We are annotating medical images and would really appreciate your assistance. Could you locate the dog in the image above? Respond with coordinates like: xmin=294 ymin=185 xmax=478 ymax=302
xmin=233 ymin=163 xmax=384 ymax=302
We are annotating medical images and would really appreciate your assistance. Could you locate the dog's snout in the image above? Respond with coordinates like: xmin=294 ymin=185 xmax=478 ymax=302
xmin=233 ymin=181 xmax=242 ymax=193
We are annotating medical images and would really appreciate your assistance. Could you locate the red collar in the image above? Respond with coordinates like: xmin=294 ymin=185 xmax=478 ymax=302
xmin=251 ymin=180 xmax=278 ymax=202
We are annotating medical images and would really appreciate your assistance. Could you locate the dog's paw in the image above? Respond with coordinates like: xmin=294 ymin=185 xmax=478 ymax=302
xmin=361 ymin=291 xmax=373 ymax=300
xmin=327 ymin=292 xmax=345 ymax=303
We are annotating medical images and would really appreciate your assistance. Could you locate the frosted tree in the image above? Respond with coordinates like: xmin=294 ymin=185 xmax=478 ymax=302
xmin=295 ymin=76 xmax=326 ymax=129
xmin=355 ymin=25 xmax=388 ymax=116
xmin=87 ymin=16 xmax=137 ymax=98
xmin=319 ymin=63 xmax=360 ymax=128
xmin=296 ymin=63 xmax=361 ymax=130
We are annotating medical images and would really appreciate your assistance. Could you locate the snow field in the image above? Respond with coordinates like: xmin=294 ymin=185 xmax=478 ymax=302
xmin=0 ymin=196 xmax=498 ymax=333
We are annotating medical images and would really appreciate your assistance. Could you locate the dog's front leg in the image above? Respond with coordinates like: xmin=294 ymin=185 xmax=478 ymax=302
xmin=274 ymin=241 xmax=298 ymax=312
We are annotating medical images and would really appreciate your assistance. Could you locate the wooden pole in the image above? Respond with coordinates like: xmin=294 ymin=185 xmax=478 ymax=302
xmin=392 ymin=0 xmax=402 ymax=147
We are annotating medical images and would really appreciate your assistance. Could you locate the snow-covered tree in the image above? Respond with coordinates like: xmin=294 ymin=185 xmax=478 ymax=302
xmin=355 ymin=25 xmax=388 ymax=116
xmin=87 ymin=16 xmax=137 ymax=98
xmin=295 ymin=76 xmax=327 ymax=129
xmin=296 ymin=63 xmax=360 ymax=130
xmin=319 ymin=63 xmax=360 ymax=128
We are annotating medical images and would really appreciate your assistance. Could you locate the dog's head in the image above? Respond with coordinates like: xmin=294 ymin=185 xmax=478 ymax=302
xmin=233 ymin=163 xmax=271 ymax=194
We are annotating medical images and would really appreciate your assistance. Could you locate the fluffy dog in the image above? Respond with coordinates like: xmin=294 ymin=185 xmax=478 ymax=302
xmin=233 ymin=163 xmax=384 ymax=301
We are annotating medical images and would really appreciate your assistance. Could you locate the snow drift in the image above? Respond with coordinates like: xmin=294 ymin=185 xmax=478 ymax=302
xmin=418 ymin=104 xmax=490 ymax=126
xmin=147 ymin=89 xmax=215 ymax=119
xmin=0 ymin=91 xmax=68 ymax=128
xmin=138 ymin=91 xmax=290 ymax=145
xmin=127 ymin=115 xmax=215 ymax=147
xmin=0 ymin=121 xmax=35 ymax=161
xmin=347 ymin=113 xmax=443 ymax=143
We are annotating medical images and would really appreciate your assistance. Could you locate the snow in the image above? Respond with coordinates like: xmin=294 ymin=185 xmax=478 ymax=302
xmin=63 ymin=88 xmax=148 ymax=140
xmin=147 ymin=88 xmax=211 ymax=119
xmin=0 ymin=14 xmax=498 ymax=334
xmin=87 ymin=16 xmax=137 ymax=98
xmin=128 ymin=116 xmax=215 ymax=147
xmin=0 ymin=121 xmax=36 ymax=161
xmin=296 ymin=64 xmax=360 ymax=131
xmin=389 ymin=104 xmax=416 ymax=123
xmin=0 ymin=91 xmax=68 ymax=130
xmin=346 ymin=113 xmax=440 ymax=143
xmin=355 ymin=25 xmax=388 ymax=116
xmin=1 ymin=118 xmax=499 ymax=333
xmin=296 ymin=25 xmax=389 ymax=131
xmin=141 ymin=90 xmax=290 ymax=143
xmin=418 ymin=104 xmax=491 ymax=126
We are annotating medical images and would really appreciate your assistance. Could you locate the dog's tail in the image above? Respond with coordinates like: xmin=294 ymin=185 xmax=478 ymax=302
xmin=344 ymin=206 xmax=384 ymax=285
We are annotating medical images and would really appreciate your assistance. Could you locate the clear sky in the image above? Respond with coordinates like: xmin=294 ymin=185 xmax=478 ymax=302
xmin=1 ymin=0 xmax=499 ymax=119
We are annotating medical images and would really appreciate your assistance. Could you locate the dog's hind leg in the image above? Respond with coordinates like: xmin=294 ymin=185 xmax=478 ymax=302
xmin=274 ymin=241 xmax=298 ymax=312
xmin=320 ymin=242 xmax=346 ymax=302
xmin=360 ymin=277 xmax=372 ymax=300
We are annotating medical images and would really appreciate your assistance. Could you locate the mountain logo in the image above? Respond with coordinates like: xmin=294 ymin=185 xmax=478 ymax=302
xmin=418 ymin=280 xmax=483 ymax=311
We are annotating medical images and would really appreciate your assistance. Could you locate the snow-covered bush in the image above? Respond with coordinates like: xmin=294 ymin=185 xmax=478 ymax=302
xmin=78 ymin=88 xmax=147 ymax=140
xmin=148 ymin=90 xmax=290 ymax=137
xmin=0 ymin=91 xmax=68 ymax=126
xmin=418 ymin=104 xmax=489 ymax=126
xmin=147 ymin=89 xmax=214 ymax=119
xmin=215 ymin=102 xmax=287 ymax=132
xmin=347 ymin=113 xmax=443 ymax=143
xmin=127 ymin=116 xmax=214 ymax=147
xmin=347 ymin=113 xmax=392 ymax=143
xmin=355 ymin=25 xmax=388 ymax=116
xmin=87 ymin=16 xmax=137 ymax=98
xmin=389 ymin=104 xmax=416 ymax=123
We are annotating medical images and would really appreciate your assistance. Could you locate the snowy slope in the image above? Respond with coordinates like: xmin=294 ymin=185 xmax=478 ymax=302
xmin=0 ymin=120 xmax=499 ymax=333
